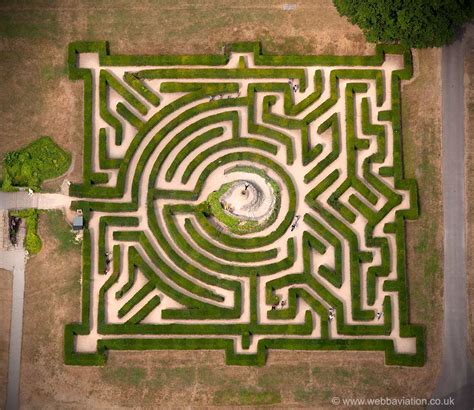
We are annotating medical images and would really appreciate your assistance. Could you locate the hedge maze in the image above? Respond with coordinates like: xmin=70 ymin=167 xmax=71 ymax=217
xmin=65 ymin=41 xmax=424 ymax=367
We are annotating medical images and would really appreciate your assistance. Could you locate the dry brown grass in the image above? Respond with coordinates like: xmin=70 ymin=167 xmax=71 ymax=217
xmin=0 ymin=0 xmax=444 ymax=407
xmin=0 ymin=0 xmax=371 ymax=186
xmin=402 ymin=48 xmax=443 ymax=385
xmin=0 ymin=269 xmax=12 ymax=408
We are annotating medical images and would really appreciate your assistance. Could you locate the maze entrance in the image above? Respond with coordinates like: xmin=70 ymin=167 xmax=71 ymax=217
xmin=65 ymin=42 xmax=424 ymax=366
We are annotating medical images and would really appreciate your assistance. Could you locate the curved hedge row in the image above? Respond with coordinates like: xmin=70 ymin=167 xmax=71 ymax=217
xmin=65 ymin=41 xmax=424 ymax=369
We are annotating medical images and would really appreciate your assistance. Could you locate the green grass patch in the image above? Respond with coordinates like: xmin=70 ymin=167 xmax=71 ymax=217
xmin=45 ymin=211 xmax=80 ymax=254
xmin=0 ymin=11 xmax=59 ymax=39
xmin=101 ymin=366 xmax=146 ymax=386
xmin=312 ymin=366 xmax=351 ymax=380
xmin=2 ymin=136 xmax=71 ymax=191
xmin=42 ymin=65 xmax=67 ymax=81
xmin=151 ymin=366 xmax=195 ymax=387
xmin=257 ymin=365 xmax=309 ymax=389
xmin=293 ymin=387 xmax=332 ymax=403
xmin=196 ymin=366 xmax=251 ymax=387
xmin=213 ymin=388 xmax=281 ymax=406
xmin=357 ymin=368 xmax=382 ymax=387
xmin=59 ymin=272 xmax=82 ymax=296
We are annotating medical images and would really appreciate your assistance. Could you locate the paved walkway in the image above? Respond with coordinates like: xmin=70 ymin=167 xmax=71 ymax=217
xmin=0 ymin=249 xmax=26 ymax=410
xmin=431 ymin=37 xmax=474 ymax=409
xmin=0 ymin=192 xmax=72 ymax=210
xmin=0 ymin=191 xmax=72 ymax=409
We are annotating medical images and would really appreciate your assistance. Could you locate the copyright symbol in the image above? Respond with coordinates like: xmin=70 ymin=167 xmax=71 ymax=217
xmin=331 ymin=397 xmax=340 ymax=406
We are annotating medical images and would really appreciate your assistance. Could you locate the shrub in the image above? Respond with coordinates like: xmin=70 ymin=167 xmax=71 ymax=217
xmin=10 ymin=209 xmax=42 ymax=254
xmin=2 ymin=136 xmax=71 ymax=191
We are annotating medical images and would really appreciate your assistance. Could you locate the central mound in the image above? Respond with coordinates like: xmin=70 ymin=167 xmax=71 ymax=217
xmin=202 ymin=167 xmax=281 ymax=235
xmin=221 ymin=179 xmax=274 ymax=221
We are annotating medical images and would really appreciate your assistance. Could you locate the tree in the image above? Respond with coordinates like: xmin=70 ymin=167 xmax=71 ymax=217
xmin=333 ymin=0 xmax=474 ymax=48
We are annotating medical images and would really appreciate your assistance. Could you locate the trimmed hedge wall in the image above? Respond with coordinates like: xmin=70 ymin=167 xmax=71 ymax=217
xmin=64 ymin=41 xmax=423 ymax=368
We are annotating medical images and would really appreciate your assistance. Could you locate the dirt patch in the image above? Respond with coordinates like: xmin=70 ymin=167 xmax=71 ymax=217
xmin=0 ymin=268 xmax=13 ymax=407
xmin=464 ymin=23 xmax=474 ymax=361
xmin=0 ymin=0 xmax=443 ymax=407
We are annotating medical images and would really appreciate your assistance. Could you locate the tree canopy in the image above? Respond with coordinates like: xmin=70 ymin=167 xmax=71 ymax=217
xmin=333 ymin=0 xmax=474 ymax=48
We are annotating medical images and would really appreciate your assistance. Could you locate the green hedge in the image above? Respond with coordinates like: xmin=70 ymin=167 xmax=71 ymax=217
xmin=154 ymin=151 xmax=296 ymax=249
xmin=65 ymin=41 xmax=423 ymax=368
xmin=184 ymin=218 xmax=278 ymax=262
xmin=163 ymin=205 xmax=294 ymax=277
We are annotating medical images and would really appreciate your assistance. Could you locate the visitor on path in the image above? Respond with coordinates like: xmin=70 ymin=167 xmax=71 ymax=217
xmin=290 ymin=215 xmax=300 ymax=231
xmin=376 ymin=311 xmax=383 ymax=320
xmin=104 ymin=251 xmax=112 ymax=274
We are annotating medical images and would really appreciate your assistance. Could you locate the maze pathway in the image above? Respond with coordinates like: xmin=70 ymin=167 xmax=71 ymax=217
xmin=65 ymin=42 xmax=424 ymax=366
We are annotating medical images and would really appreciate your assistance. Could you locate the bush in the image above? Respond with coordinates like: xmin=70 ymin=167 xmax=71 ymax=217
xmin=10 ymin=209 xmax=42 ymax=254
xmin=2 ymin=136 xmax=71 ymax=191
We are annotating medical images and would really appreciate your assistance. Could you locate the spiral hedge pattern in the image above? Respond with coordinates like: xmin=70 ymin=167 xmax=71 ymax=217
xmin=65 ymin=42 xmax=424 ymax=367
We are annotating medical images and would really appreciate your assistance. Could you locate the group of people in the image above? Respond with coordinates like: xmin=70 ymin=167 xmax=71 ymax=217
xmin=288 ymin=78 xmax=299 ymax=93
xmin=271 ymin=299 xmax=287 ymax=311
xmin=327 ymin=307 xmax=384 ymax=322
xmin=207 ymin=76 xmax=299 ymax=103
xmin=209 ymin=91 xmax=241 ymax=101
xmin=104 ymin=251 xmax=112 ymax=274
xmin=328 ymin=307 xmax=336 ymax=322
xmin=8 ymin=216 xmax=21 ymax=246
